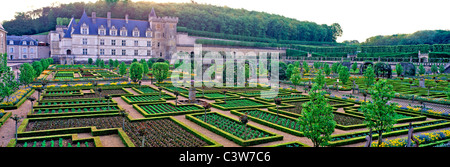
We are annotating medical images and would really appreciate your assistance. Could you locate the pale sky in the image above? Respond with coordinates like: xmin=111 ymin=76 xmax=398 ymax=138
xmin=1 ymin=0 xmax=449 ymax=42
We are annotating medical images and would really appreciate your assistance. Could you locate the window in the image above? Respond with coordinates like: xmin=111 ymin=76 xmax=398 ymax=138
xmin=134 ymin=41 xmax=139 ymax=47
xmin=147 ymin=41 xmax=152 ymax=47
xmin=30 ymin=48 xmax=34 ymax=54
xmin=156 ymin=24 xmax=161 ymax=29
xmin=82 ymin=38 xmax=87 ymax=45
xmin=30 ymin=41 xmax=34 ymax=45
xmin=122 ymin=40 xmax=126 ymax=46
xmin=99 ymin=29 xmax=105 ymax=36
xmin=100 ymin=39 xmax=105 ymax=45
xmin=157 ymin=42 xmax=160 ymax=48
xmin=111 ymin=49 xmax=116 ymax=55
xmin=82 ymin=49 xmax=88 ymax=55
xmin=100 ymin=49 xmax=105 ymax=55
xmin=111 ymin=40 xmax=116 ymax=46
xmin=160 ymin=52 xmax=162 ymax=57
xmin=146 ymin=31 xmax=152 ymax=38
xmin=120 ymin=30 xmax=127 ymax=37
xmin=22 ymin=41 xmax=27 ymax=45
xmin=110 ymin=30 xmax=117 ymax=36
xmin=9 ymin=40 xmax=13 ymax=45
xmin=134 ymin=50 xmax=138 ymax=56
xmin=122 ymin=50 xmax=126 ymax=56
xmin=147 ymin=50 xmax=151 ymax=56
xmin=9 ymin=48 xmax=13 ymax=53
xmin=22 ymin=48 xmax=27 ymax=53
xmin=133 ymin=31 xmax=139 ymax=37
xmin=23 ymin=55 xmax=27 ymax=59
xmin=82 ymin=28 xmax=88 ymax=35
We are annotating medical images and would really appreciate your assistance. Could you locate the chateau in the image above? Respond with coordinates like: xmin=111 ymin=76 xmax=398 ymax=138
xmin=0 ymin=23 xmax=6 ymax=54
xmin=49 ymin=8 xmax=178 ymax=64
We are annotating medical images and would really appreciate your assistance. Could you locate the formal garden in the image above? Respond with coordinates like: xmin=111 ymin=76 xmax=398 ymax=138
xmin=0 ymin=54 xmax=449 ymax=148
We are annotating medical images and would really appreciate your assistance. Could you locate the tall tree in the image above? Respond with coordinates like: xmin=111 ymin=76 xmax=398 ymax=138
xmin=119 ymin=62 xmax=127 ymax=76
xmin=129 ymin=62 xmax=144 ymax=82
xmin=360 ymin=79 xmax=397 ymax=147
xmin=19 ymin=63 xmax=36 ymax=86
xmin=152 ymin=62 xmax=170 ymax=83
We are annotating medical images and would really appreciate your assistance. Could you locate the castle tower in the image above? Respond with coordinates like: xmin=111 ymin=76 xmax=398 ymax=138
xmin=0 ymin=23 xmax=7 ymax=54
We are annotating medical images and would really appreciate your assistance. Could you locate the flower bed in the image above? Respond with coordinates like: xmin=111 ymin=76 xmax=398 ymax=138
xmin=255 ymin=94 xmax=308 ymax=102
xmin=370 ymin=128 xmax=450 ymax=147
xmin=328 ymin=119 xmax=450 ymax=146
xmin=35 ymin=99 xmax=117 ymax=108
xmin=20 ymin=114 xmax=221 ymax=147
xmin=0 ymin=86 xmax=35 ymax=110
xmin=133 ymin=102 xmax=206 ymax=117
xmin=121 ymin=93 xmax=175 ymax=104
xmin=186 ymin=112 xmax=283 ymax=146
xmin=211 ymin=98 xmax=275 ymax=110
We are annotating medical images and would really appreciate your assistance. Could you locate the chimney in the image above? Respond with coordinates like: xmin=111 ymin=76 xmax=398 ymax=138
xmin=107 ymin=12 xmax=111 ymax=28
xmin=125 ymin=14 xmax=129 ymax=24
xmin=92 ymin=12 xmax=96 ymax=24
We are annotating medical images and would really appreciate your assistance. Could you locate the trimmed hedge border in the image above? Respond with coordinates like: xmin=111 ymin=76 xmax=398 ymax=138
xmin=230 ymin=109 xmax=304 ymax=137
xmin=344 ymin=106 xmax=428 ymax=124
xmin=211 ymin=97 xmax=275 ymax=111
xmin=0 ymin=112 xmax=12 ymax=127
xmin=7 ymin=133 xmax=103 ymax=147
xmin=28 ymin=104 xmax=124 ymax=118
xmin=120 ymin=92 xmax=175 ymax=104
xmin=133 ymin=102 xmax=208 ymax=118
xmin=265 ymin=141 xmax=310 ymax=147
xmin=328 ymin=119 xmax=450 ymax=147
xmin=34 ymin=99 xmax=118 ymax=109
xmin=186 ymin=112 xmax=283 ymax=146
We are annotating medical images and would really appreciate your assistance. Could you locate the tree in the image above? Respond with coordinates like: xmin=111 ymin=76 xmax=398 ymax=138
xmin=142 ymin=61 xmax=149 ymax=75
xmin=395 ymin=63 xmax=403 ymax=77
xmin=360 ymin=79 xmax=397 ymax=147
xmin=339 ymin=66 xmax=350 ymax=88
xmin=418 ymin=64 xmax=425 ymax=75
xmin=315 ymin=69 xmax=325 ymax=91
xmin=109 ymin=59 xmax=114 ymax=69
xmin=439 ymin=64 xmax=445 ymax=74
xmin=88 ymin=58 xmax=93 ymax=65
xmin=152 ymin=62 xmax=170 ymax=83
xmin=331 ymin=62 xmax=340 ymax=74
xmin=114 ymin=59 xmax=119 ymax=68
xmin=297 ymin=82 xmax=336 ymax=147
xmin=119 ymin=62 xmax=127 ymax=76
xmin=286 ymin=64 xmax=294 ymax=80
xmin=290 ymin=68 xmax=302 ymax=91
xmin=0 ymin=66 xmax=19 ymax=103
xmin=129 ymin=62 xmax=144 ymax=82
xmin=431 ymin=64 xmax=438 ymax=75
xmin=31 ymin=61 xmax=43 ymax=77
xmin=19 ymin=63 xmax=35 ymax=86
xmin=351 ymin=62 xmax=358 ymax=72
xmin=302 ymin=61 xmax=309 ymax=73
xmin=363 ymin=65 xmax=375 ymax=90
xmin=324 ymin=63 xmax=331 ymax=76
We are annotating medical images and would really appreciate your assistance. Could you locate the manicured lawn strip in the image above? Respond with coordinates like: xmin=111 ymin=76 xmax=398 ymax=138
xmin=133 ymin=102 xmax=207 ymax=117
xmin=211 ymin=98 xmax=275 ymax=110
xmin=328 ymin=119 xmax=450 ymax=147
xmin=264 ymin=141 xmax=310 ymax=147
xmin=186 ymin=112 xmax=283 ymax=146
xmin=230 ymin=109 xmax=304 ymax=137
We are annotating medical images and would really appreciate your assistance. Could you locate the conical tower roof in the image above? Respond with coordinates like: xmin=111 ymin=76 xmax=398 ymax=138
xmin=149 ymin=7 xmax=157 ymax=18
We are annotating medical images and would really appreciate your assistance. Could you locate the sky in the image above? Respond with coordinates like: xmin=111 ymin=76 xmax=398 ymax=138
xmin=0 ymin=0 xmax=449 ymax=42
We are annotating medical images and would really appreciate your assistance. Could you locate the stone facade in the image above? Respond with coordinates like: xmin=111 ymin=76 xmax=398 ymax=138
xmin=0 ymin=23 xmax=6 ymax=54
xmin=49 ymin=8 xmax=178 ymax=64
xmin=6 ymin=36 xmax=39 ymax=60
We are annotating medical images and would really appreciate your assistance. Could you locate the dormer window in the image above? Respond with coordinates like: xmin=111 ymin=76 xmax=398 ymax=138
xmin=9 ymin=40 xmax=13 ymax=45
xmin=30 ymin=41 xmax=34 ymax=45
xmin=110 ymin=26 xmax=117 ymax=36
xmin=146 ymin=31 xmax=152 ymax=38
xmin=120 ymin=27 xmax=127 ymax=37
xmin=133 ymin=27 xmax=140 ymax=37
xmin=98 ymin=25 xmax=106 ymax=36
xmin=81 ymin=23 xmax=89 ymax=35
xmin=22 ymin=41 xmax=27 ymax=45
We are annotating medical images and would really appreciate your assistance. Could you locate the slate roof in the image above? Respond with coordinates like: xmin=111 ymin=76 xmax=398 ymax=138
xmin=6 ymin=36 xmax=38 ymax=46
xmin=64 ymin=10 xmax=152 ymax=38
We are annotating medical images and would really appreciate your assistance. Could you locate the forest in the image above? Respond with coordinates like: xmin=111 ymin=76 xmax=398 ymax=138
xmin=362 ymin=30 xmax=450 ymax=46
xmin=1 ymin=0 xmax=342 ymax=42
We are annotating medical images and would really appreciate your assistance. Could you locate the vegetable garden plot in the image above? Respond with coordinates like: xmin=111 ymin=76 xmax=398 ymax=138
xmin=211 ymin=98 xmax=275 ymax=110
xmin=134 ymin=102 xmax=206 ymax=117
xmin=35 ymin=99 xmax=116 ymax=108
xmin=132 ymin=86 xmax=159 ymax=94
xmin=255 ymin=94 xmax=307 ymax=102
xmin=22 ymin=115 xmax=220 ymax=147
xmin=265 ymin=141 xmax=309 ymax=147
xmin=30 ymin=105 xmax=121 ymax=118
xmin=12 ymin=135 xmax=97 ymax=147
xmin=186 ymin=112 xmax=283 ymax=146
xmin=121 ymin=93 xmax=175 ymax=104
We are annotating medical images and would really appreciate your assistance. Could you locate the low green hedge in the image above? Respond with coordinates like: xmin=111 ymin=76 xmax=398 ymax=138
xmin=133 ymin=102 xmax=208 ymax=118
xmin=186 ymin=112 xmax=283 ymax=146
xmin=120 ymin=93 xmax=175 ymax=104
xmin=0 ymin=89 xmax=36 ymax=110
xmin=265 ymin=141 xmax=310 ymax=147
xmin=28 ymin=104 xmax=123 ymax=118
xmin=7 ymin=133 xmax=103 ymax=147
xmin=0 ymin=111 xmax=12 ymax=127
xmin=211 ymin=97 xmax=275 ymax=110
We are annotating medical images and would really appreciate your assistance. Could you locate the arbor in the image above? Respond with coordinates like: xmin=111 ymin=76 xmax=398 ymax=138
xmin=360 ymin=79 xmax=398 ymax=147
xmin=19 ymin=63 xmax=36 ymax=86
xmin=297 ymin=80 xmax=335 ymax=147
xmin=152 ymin=62 xmax=170 ymax=83
xmin=119 ymin=62 xmax=127 ymax=76
xmin=129 ymin=62 xmax=144 ymax=82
